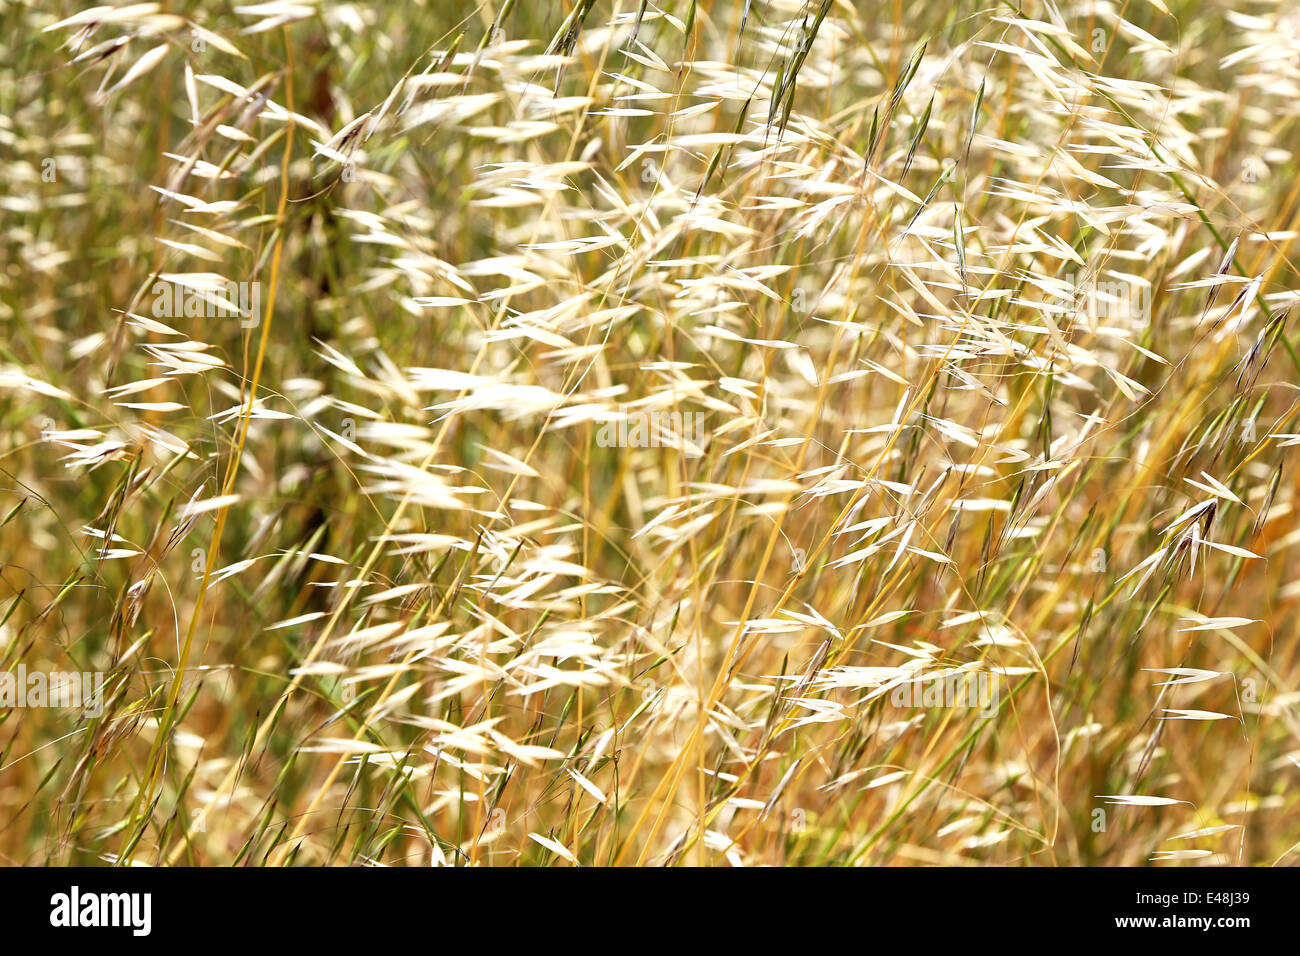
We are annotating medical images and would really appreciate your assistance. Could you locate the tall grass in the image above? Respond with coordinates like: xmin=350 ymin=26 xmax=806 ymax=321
xmin=3 ymin=0 xmax=1300 ymax=866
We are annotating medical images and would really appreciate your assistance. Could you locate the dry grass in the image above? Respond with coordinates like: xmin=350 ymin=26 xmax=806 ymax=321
xmin=3 ymin=0 xmax=1300 ymax=866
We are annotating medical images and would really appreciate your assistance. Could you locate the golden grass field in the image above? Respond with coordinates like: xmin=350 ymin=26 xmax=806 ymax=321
xmin=3 ymin=0 xmax=1300 ymax=866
